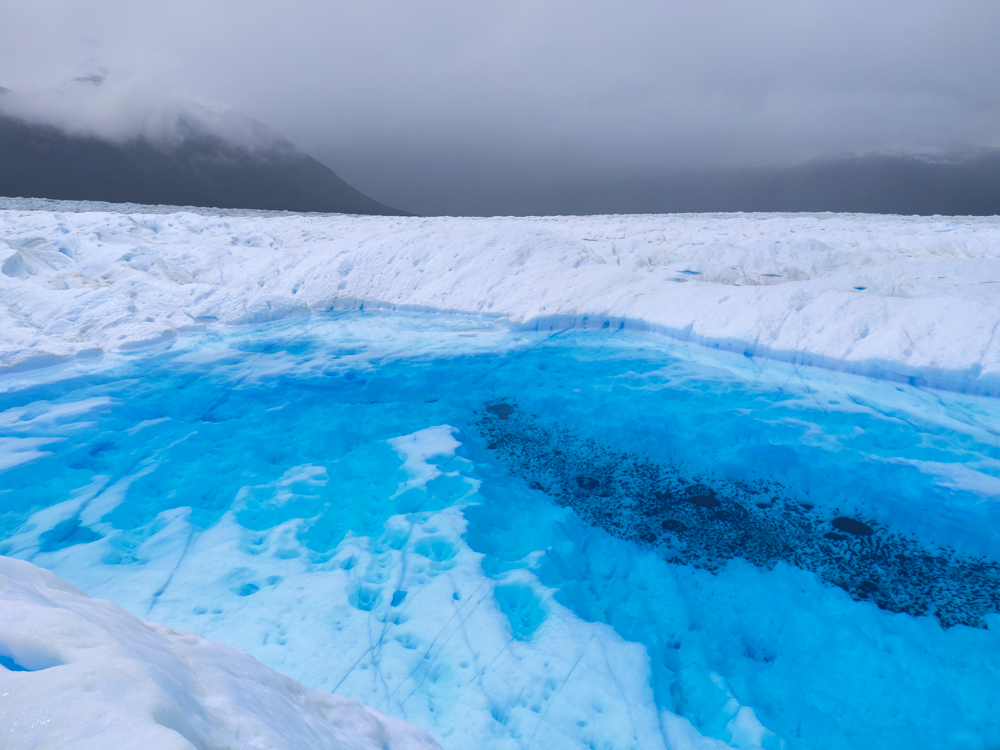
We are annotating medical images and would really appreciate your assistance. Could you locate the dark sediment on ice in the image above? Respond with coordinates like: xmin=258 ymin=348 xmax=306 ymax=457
xmin=479 ymin=403 xmax=1000 ymax=629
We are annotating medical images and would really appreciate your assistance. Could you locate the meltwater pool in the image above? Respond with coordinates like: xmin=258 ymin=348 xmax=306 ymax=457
xmin=1 ymin=311 xmax=998 ymax=750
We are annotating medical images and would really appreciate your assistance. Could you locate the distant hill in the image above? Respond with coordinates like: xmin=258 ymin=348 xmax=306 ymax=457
xmin=378 ymin=151 xmax=1000 ymax=217
xmin=0 ymin=100 xmax=404 ymax=216
xmin=658 ymin=152 xmax=1000 ymax=216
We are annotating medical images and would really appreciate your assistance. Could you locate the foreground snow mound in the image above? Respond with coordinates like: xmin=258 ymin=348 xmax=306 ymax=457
xmin=0 ymin=555 xmax=440 ymax=750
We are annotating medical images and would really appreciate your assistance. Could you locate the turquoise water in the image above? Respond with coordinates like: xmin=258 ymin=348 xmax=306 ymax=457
xmin=1 ymin=312 xmax=999 ymax=749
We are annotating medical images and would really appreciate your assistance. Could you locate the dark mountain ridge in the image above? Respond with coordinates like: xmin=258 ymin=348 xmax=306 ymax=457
xmin=398 ymin=150 xmax=1000 ymax=217
xmin=655 ymin=152 xmax=1000 ymax=216
xmin=0 ymin=105 xmax=404 ymax=216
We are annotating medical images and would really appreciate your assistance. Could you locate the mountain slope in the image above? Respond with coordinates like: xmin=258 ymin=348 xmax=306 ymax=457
xmin=418 ymin=151 xmax=1000 ymax=217
xmin=0 ymin=110 xmax=405 ymax=216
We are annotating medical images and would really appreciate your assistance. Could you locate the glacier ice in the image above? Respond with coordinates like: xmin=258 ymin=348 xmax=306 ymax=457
xmin=1 ymin=311 xmax=998 ymax=749
xmin=0 ymin=554 xmax=440 ymax=749
xmin=3 ymin=198 xmax=1000 ymax=395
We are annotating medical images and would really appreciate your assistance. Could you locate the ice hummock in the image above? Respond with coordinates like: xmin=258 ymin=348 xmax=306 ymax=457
xmin=2 ymin=198 xmax=1000 ymax=394
xmin=0 ymin=554 xmax=440 ymax=749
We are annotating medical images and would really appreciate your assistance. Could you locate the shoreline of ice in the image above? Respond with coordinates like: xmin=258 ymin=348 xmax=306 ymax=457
xmin=2 ymin=197 xmax=999 ymax=394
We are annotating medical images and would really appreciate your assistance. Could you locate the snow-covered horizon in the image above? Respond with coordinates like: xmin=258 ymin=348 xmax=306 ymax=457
xmin=2 ymin=197 xmax=1000 ymax=395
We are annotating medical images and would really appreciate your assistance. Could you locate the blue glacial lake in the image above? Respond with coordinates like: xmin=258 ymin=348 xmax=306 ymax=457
xmin=1 ymin=311 xmax=998 ymax=750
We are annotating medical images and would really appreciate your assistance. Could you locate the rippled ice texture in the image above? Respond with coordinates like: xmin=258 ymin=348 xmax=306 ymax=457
xmin=5 ymin=199 xmax=1000 ymax=394
xmin=1 ymin=311 xmax=999 ymax=750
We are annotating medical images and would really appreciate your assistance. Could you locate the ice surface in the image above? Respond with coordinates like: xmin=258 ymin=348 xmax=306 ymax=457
xmin=0 ymin=555 xmax=440 ymax=749
xmin=1 ymin=312 xmax=998 ymax=749
xmin=2 ymin=198 xmax=1000 ymax=394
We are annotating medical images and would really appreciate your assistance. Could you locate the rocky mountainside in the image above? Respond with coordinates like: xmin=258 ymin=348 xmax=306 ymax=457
xmin=0 ymin=86 xmax=404 ymax=216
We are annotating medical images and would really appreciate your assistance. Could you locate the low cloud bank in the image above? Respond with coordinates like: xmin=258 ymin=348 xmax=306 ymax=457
xmin=0 ymin=70 xmax=289 ymax=153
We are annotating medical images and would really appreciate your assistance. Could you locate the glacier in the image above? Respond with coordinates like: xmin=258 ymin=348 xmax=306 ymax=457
xmin=2 ymin=198 xmax=1000 ymax=393
xmin=1 ymin=200 xmax=1000 ymax=749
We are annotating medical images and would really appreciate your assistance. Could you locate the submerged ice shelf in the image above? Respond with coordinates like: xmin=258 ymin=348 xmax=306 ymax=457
xmin=1 ymin=311 xmax=999 ymax=750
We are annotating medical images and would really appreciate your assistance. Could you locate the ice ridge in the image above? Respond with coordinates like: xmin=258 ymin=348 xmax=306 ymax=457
xmin=2 ymin=199 xmax=1000 ymax=394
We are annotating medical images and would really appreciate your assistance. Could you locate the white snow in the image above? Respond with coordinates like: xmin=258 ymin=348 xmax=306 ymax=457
xmin=2 ymin=198 xmax=1000 ymax=393
xmin=0 ymin=554 xmax=441 ymax=750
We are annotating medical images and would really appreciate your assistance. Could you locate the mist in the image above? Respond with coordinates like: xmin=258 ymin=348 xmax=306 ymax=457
xmin=2 ymin=0 xmax=998 ymax=215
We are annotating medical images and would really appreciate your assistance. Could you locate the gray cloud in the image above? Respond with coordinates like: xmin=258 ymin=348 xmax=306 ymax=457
xmin=1 ymin=0 xmax=998 ymax=214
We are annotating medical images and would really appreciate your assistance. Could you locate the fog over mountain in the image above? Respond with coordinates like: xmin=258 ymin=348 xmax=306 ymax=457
xmin=1 ymin=1 xmax=998 ymax=215
xmin=3 ymin=73 xmax=996 ymax=217
xmin=0 ymin=76 xmax=404 ymax=215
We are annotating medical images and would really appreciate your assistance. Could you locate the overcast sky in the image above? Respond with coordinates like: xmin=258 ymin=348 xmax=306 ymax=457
xmin=2 ymin=0 xmax=999 ymax=214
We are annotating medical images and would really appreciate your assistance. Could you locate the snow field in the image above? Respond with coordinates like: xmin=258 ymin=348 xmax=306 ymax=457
xmin=3 ymin=199 xmax=1000 ymax=393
